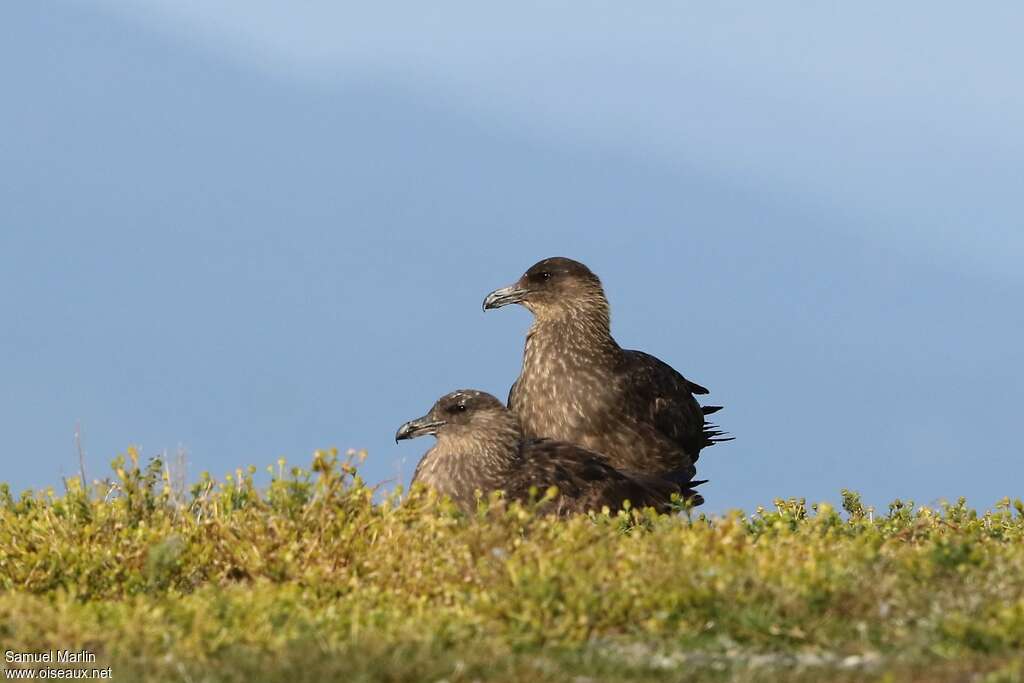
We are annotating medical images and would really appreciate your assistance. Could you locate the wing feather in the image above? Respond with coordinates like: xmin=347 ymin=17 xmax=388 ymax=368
xmin=622 ymin=350 xmax=730 ymax=462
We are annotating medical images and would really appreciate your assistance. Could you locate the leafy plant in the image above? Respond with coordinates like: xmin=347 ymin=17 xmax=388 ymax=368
xmin=1 ymin=450 xmax=1022 ymax=682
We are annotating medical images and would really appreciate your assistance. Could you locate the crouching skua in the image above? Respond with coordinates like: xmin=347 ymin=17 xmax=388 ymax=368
xmin=396 ymin=389 xmax=703 ymax=514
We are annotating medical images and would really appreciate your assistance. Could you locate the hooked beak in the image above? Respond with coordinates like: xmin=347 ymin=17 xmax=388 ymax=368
xmin=395 ymin=415 xmax=446 ymax=442
xmin=483 ymin=284 xmax=528 ymax=311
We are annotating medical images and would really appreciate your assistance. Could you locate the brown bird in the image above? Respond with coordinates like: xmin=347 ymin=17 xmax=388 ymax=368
xmin=395 ymin=389 xmax=702 ymax=514
xmin=483 ymin=257 xmax=729 ymax=484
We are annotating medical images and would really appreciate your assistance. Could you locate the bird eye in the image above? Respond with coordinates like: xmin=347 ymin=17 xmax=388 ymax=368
xmin=448 ymin=403 xmax=467 ymax=414
xmin=540 ymin=271 xmax=552 ymax=280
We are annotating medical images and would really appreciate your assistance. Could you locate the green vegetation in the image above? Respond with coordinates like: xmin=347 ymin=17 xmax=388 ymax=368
xmin=2 ymin=448 xmax=1023 ymax=682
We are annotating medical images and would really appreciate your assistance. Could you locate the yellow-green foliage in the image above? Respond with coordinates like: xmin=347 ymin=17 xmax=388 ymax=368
xmin=1 ymin=448 xmax=1023 ymax=682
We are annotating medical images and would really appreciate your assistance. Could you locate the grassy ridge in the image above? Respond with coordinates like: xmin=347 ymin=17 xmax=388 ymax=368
xmin=1 ymin=448 xmax=1023 ymax=682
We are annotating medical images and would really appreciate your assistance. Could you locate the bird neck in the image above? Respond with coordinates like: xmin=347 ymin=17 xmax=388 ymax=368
xmin=527 ymin=304 xmax=620 ymax=365
xmin=423 ymin=420 xmax=523 ymax=489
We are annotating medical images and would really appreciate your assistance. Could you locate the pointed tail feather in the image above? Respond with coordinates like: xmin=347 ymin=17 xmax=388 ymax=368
xmin=687 ymin=380 xmax=711 ymax=395
xmin=654 ymin=468 xmax=705 ymax=504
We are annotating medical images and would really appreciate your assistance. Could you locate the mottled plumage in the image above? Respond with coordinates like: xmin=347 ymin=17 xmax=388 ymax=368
xmin=483 ymin=257 xmax=729 ymax=483
xmin=395 ymin=390 xmax=702 ymax=514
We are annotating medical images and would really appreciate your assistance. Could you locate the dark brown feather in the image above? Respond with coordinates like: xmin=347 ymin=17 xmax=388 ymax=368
xmin=506 ymin=439 xmax=702 ymax=514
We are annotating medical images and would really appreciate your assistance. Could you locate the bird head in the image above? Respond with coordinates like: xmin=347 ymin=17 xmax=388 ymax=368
xmin=395 ymin=390 xmax=513 ymax=443
xmin=482 ymin=257 xmax=607 ymax=321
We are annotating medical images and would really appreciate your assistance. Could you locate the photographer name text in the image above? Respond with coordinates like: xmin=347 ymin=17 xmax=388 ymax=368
xmin=5 ymin=651 xmax=97 ymax=665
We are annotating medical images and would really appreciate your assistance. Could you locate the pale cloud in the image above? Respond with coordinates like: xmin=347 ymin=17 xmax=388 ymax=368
xmin=83 ymin=0 xmax=1024 ymax=282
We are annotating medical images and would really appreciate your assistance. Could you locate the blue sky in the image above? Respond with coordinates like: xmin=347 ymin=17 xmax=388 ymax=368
xmin=2 ymin=1 xmax=1021 ymax=512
